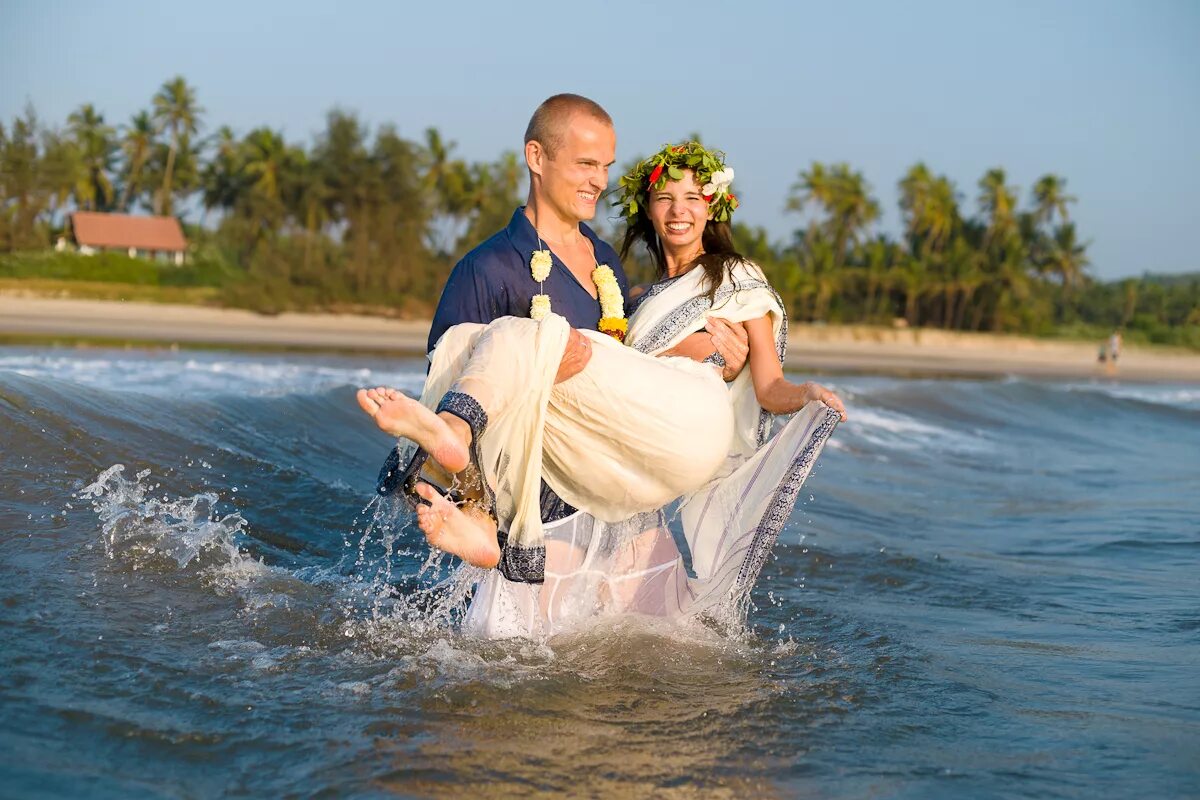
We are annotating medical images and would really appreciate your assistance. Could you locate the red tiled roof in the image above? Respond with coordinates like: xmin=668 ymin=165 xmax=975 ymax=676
xmin=70 ymin=212 xmax=188 ymax=252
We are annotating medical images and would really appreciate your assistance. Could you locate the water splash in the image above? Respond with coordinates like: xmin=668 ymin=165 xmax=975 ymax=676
xmin=79 ymin=464 xmax=254 ymax=572
xmin=336 ymin=491 xmax=480 ymax=643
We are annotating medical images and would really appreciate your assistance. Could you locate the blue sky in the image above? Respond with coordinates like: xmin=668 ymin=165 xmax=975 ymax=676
xmin=3 ymin=0 xmax=1197 ymax=279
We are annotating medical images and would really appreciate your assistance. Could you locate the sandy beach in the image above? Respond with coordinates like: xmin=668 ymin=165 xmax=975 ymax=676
xmin=3 ymin=294 xmax=1199 ymax=382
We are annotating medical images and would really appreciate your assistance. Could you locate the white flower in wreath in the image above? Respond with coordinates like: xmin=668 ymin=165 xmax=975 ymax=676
xmin=702 ymin=167 xmax=735 ymax=197
xmin=530 ymin=293 xmax=552 ymax=321
xmin=530 ymin=250 xmax=553 ymax=283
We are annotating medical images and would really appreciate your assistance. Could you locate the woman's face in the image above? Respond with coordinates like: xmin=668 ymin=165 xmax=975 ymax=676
xmin=646 ymin=169 xmax=710 ymax=253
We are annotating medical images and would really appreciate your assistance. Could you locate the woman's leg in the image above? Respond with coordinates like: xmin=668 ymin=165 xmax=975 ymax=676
xmin=357 ymin=387 xmax=471 ymax=473
xmin=359 ymin=320 xmax=735 ymax=568
xmin=411 ymin=482 xmax=500 ymax=568
xmin=360 ymin=317 xmax=564 ymax=476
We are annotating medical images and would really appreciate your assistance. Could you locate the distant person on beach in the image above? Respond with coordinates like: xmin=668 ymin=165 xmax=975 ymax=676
xmin=1104 ymin=329 xmax=1123 ymax=375
xmin=361 ymin=96 xmax=843 ymax=635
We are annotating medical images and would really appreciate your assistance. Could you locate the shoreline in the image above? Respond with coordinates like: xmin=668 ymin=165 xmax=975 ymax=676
xmin=3 ymin=295 xmax=1199 ymax=383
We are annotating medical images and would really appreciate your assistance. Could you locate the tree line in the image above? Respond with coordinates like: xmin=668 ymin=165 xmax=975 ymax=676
xmin=1 ymin=76 xmax=1196 ymax=346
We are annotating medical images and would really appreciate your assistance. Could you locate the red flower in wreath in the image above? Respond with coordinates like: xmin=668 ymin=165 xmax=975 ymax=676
xmin=647 ymin=163 xmax=664 ymax=187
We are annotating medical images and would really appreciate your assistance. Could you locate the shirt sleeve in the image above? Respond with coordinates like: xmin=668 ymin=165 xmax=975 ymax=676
xmin=427 ymin=254 xmax=508 ymax=353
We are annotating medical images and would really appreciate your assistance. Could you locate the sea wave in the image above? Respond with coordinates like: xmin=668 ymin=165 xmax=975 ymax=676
xmin=0 ymin=348 xmax=427 ymax=398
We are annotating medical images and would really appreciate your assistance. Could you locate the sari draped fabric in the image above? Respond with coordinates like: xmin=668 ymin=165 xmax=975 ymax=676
xmin=422 ymin=314 xmax=733 ymax=582
xmin=455 ymin=260 xmax=840 ymax=636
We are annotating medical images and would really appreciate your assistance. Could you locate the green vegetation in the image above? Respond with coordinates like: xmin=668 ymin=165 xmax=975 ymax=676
xmin=1 ymin=77 xmax=1196 ymax=346
xmin=0 ymin=250 xmax=231 ymax=287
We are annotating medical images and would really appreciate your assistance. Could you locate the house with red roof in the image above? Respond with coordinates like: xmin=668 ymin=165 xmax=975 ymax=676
xmin=61 ymin=212 xmax=189 ymax=265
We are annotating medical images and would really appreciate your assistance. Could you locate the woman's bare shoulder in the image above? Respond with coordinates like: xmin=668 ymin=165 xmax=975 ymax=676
xmin=629 ymin=284 xmax=650 ymax=300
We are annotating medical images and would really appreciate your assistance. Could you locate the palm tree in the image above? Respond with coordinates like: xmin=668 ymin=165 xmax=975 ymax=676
xmin=2 ymin=107 xmax=55 ymax=248
xmin=241 ymin=127 xmax=289 ymax=208
xmin=285 ymin=150 xmax=329 ymax=273
xmin=152 ymin=76 xmax=203 ymax=215
xmin=898 ymin=164 xmax=960 ymax=326
xmin=66 ymin=103 xmax=116 ymax=210
xmin=858 ymin=236 xmax=896 ymax=322
xmin=118 ymin=110 xmax=155 ymax=211
xmin=788 ymin=162 xmax=879 ymax=316
xmin=199 ymin=125 xmax=242 ymax=219
xmin=977 ymin=168 xmax=1018 ymax=248
xmin=1045 ymin=222 xmax=1090 ymax=296
xmin=1031 ymin=174 xmax=1076 ymax=228
xmin=900 ymin=165 xmax=959 ymax=252
xmin=422 ymin=127 xmax=470 ymax=214
xmin=314 ymin=109 xmax=371 ymax=232
xmin=790 ymin=163 xmax=880 ymax=253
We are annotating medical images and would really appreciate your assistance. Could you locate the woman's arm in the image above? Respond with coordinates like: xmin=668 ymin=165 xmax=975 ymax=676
xmin=744 ymin=315 xmax=848 ymax=420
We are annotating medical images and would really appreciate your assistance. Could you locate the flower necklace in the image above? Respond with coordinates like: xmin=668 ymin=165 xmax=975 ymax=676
xmin=529 ymin=230 xmax=627 ymax=342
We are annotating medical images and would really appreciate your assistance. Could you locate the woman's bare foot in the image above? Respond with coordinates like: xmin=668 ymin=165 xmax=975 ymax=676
xmin=413 ymin=483 xmax=500 ymax=569
xmin=357 ymin=387 xmax=470 ymax=473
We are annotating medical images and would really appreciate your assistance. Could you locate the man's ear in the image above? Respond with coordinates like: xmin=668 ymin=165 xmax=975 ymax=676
xmin=525 ymin=140 xmax=544 ymax=177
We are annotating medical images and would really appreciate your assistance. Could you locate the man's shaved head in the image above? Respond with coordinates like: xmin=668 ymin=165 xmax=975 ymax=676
xmin=524 ymin=94 xmax=613 ymax=158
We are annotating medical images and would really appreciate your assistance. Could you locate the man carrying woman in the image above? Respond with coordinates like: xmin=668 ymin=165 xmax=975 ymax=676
xmin=362 ymin=95 xmax=844 ymax=634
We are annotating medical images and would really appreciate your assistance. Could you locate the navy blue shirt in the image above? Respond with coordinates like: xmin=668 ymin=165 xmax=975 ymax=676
xmin=427 ymin=207 xmax=630 ymax=352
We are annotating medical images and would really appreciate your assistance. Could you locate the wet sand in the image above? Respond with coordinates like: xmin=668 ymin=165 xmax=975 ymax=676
xmin=3 ymin=295 xmax=1198 ymax=382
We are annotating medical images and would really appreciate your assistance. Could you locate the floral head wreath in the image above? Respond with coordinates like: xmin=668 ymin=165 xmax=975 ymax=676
xmin=615 ymin=141 xmax=740 ymax=224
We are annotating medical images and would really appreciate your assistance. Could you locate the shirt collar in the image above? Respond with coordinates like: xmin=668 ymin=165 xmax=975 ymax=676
xmin=506 ymin=206 xmax=607 ymax=259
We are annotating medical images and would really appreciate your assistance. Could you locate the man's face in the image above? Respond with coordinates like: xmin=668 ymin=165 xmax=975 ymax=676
xmin=539 ymin=115 xmax=616 ymax=223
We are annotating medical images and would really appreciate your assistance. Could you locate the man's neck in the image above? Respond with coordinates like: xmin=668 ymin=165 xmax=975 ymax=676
xmin=524 ymin=195 xmax=584 ymax=246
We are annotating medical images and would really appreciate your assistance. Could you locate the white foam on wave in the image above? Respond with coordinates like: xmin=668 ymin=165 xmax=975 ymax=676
xmin=0 ymin=349 xmax=427 ymax=398
xmin=841 ymin=405 xmax=992 ymax=454
xmin=1062 ymin=382 xmax=1200 ymax=410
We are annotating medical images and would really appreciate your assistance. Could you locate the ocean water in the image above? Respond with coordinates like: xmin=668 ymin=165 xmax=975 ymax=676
xmin=1 ymin=346 xmax=1197 ymax=799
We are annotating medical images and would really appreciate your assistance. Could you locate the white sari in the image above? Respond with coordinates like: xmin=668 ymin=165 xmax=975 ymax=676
xmin=448 ymin=260 xmax=841 ymax=637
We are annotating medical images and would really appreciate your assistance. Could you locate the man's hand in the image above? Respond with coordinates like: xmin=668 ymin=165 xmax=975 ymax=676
xmin=554 ymin=328 xmax=592 ymax=384
xmin=706 ymin=317 xmax=749 ymax=381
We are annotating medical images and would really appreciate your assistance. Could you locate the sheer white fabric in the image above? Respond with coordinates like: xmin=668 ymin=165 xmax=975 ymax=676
xmin=462 ymin=401 xmax=837 ymax=638
xmin=450 ymin=259 xmax=840 ymax=638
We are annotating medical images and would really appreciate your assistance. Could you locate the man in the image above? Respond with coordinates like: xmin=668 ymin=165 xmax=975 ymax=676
xmin=374 ymin=93 xmax=749 ymax=582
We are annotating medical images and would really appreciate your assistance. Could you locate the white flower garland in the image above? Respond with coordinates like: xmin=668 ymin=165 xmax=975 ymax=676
xmin=529 ymin=248 xmax=553 ymax=321
xmin=528 ymin=236 xmax=627 ymax=340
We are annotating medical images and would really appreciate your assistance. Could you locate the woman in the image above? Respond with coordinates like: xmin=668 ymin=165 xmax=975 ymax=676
xmin=358 ymin=142 xmax=845 ymax=596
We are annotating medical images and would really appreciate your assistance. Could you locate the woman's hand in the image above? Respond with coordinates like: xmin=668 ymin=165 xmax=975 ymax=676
xmin=803 ymin=382 xmax=848 ymax=421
